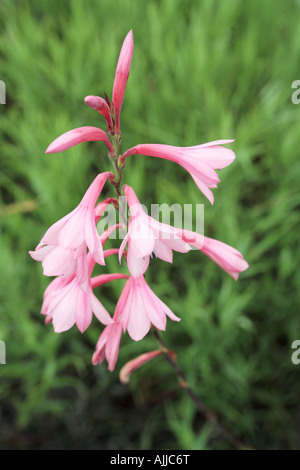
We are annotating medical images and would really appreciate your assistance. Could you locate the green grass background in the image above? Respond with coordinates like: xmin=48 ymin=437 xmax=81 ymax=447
xmin=0 ymin=0 xmax=300 ymax=450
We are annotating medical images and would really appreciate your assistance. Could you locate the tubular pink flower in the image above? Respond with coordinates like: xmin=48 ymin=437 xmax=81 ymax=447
xmin=115 ymin=275 xmax=180 ymax=341
xmin=112 ymin=30 xmax=134 ymax=132
xmin=122 ymin=140 xmax=235 ymax=204
xmin=46 ymin=126 xmax=113 ymax=154
xmin=30 ymin=173 xmax=111 ymax=274
xmin=41 ymin=258 xmax=113 ymax=334
xmin=119 ymin=350 xmax=165 ymax=384
xmin=177 ymin=228 xmax=249 ymax=280
xmin=84 ymin=95 xmax=113 ymax=132
xmin=92 ymin=274 xmax=179 ymax=371
xmin=41 ymin=226 xmax=122 ymax=333
xmin=120 ymin=185 xmax=190 ymax=278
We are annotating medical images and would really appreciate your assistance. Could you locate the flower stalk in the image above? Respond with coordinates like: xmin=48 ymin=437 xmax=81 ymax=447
xmin=29 ymin=29 xmax=251 ymax=449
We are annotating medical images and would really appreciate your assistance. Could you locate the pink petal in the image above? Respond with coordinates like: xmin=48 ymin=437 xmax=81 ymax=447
xmin=118 ymin=278 xmax=134 ymax=330
xmin=75 ymin=285 xmax=93 ymax=333
xmin=42 ymin=245 xmax=76 ymax=278
xmin=128 ymin=217 xmax=156 ymax=258
xmin=92 ymin=327 xmax=110 ymax=365
xmin=186 ymin=145 xmax=235 ymax=168
xmin=90 ymin=292 xmax=113 ymax=325
xmin=76 ymin=251 xmax=89 ymax=285
xmin=105 ymin=322 xmax=123 ymax=371
xmin=153 ymin=239 xmax=173 ymax=263
xmin=118 ymin=233 xmax=129 ymax=263
xmin=126 ymin=279 xmax=151 ymax=341
xmin=49 ymin=282 xmax=77 ymax=333
xmin=143 ymin=279 xmax=180 ymax=324
xmin=46 ymin=127 xmax=112 ymax=153
xmin=58 ymin=208 xmax=86 ymax=249
xmin=143 ymin=283 xmax=167 ymax=331
xmin=39 ymin=212 xmax=74 ymax=247
xmin=127 ymin=244 xmax=150 ymax=278
xmin=187 ymin=139 xmax=234 ymax=149
xmin=190 ymin=174 xmax=215 ymax=205
xmin=29 ymin=245 xmax=53 ymax=262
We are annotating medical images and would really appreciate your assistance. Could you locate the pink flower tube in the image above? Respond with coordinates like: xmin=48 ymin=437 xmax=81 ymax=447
xmin=122 ymin=140 xmax=235 ymax=204
xmin=115 ymin=275 xmax=180 ymax=341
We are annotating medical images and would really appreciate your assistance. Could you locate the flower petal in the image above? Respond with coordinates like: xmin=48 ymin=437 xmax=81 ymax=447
xmin=127 ymin=244 xmax=150 ymax=278
xmin=90 ymin=292 xmax=114 ymax=325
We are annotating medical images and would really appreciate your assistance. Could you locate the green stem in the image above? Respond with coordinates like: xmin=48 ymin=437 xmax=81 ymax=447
xmin=107 ymin=133 xmax=127 ymax=234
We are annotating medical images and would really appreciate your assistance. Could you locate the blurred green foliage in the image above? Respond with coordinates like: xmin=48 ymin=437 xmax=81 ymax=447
xmin=0 ymin=0 xmax=300 ymax=450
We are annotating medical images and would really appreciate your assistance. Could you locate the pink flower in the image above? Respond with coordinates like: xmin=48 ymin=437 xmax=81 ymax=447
xmin=41 ymin=230 xmax=125 ymax=333
xmin=30 ymin=173 xmax=111 ymax=275
xmin=46 ymin=127 xmax=113 ymax=154
xmin=122 ymin=140 xmax=235 ymax=204
xmin=176 ymin=228 xmax=249 ymax=280
xmin=112 ymin=30 xmax=134 ymax=133
xmin=114 ymin=275 xmax=180 ymax=341
xmin=41 ymin=254 xmax=113 ymax=333
xmin=84 ymin=95 xmax=113 ymax=132
xmin=120 ymin=185 xmax=190 ymax=278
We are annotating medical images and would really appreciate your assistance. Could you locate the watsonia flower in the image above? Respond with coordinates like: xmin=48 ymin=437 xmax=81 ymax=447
xmin=41 ymin=225 xmax=124 ymax=333
xmin=122 ymin=140 xmax=235 ymax=204
xmin=29 ymin=172 xmax=111 ymax=277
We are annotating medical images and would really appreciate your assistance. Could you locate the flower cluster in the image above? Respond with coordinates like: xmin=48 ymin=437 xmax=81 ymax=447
xmin=30 ymin=30 xmax=249 ymax=372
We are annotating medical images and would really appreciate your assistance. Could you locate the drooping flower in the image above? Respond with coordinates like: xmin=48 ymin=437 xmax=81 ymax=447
xmin=41 ymin=226 xmax=125 ymax=333
xmin=41 ymin=253 xmax=113 ymax=333
xmin=112 ymin=30 xmax=134 ymax=133
xmin=114 ymin=275 xmax=180 ymax=341
xmin=121 ymin=140 xmax=235 ymax=204
xmin=176 ymin=228 xmax=249 ymax=280
xmin=120 ymin=184 xmax=190 ymax=278
xmin=29 ymin=173 xmax=111 ymax=276
xmin=30 ymin=197 xmax=114 ymax=282
xmin=92 ymin=274 xmax=178 ymax=371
